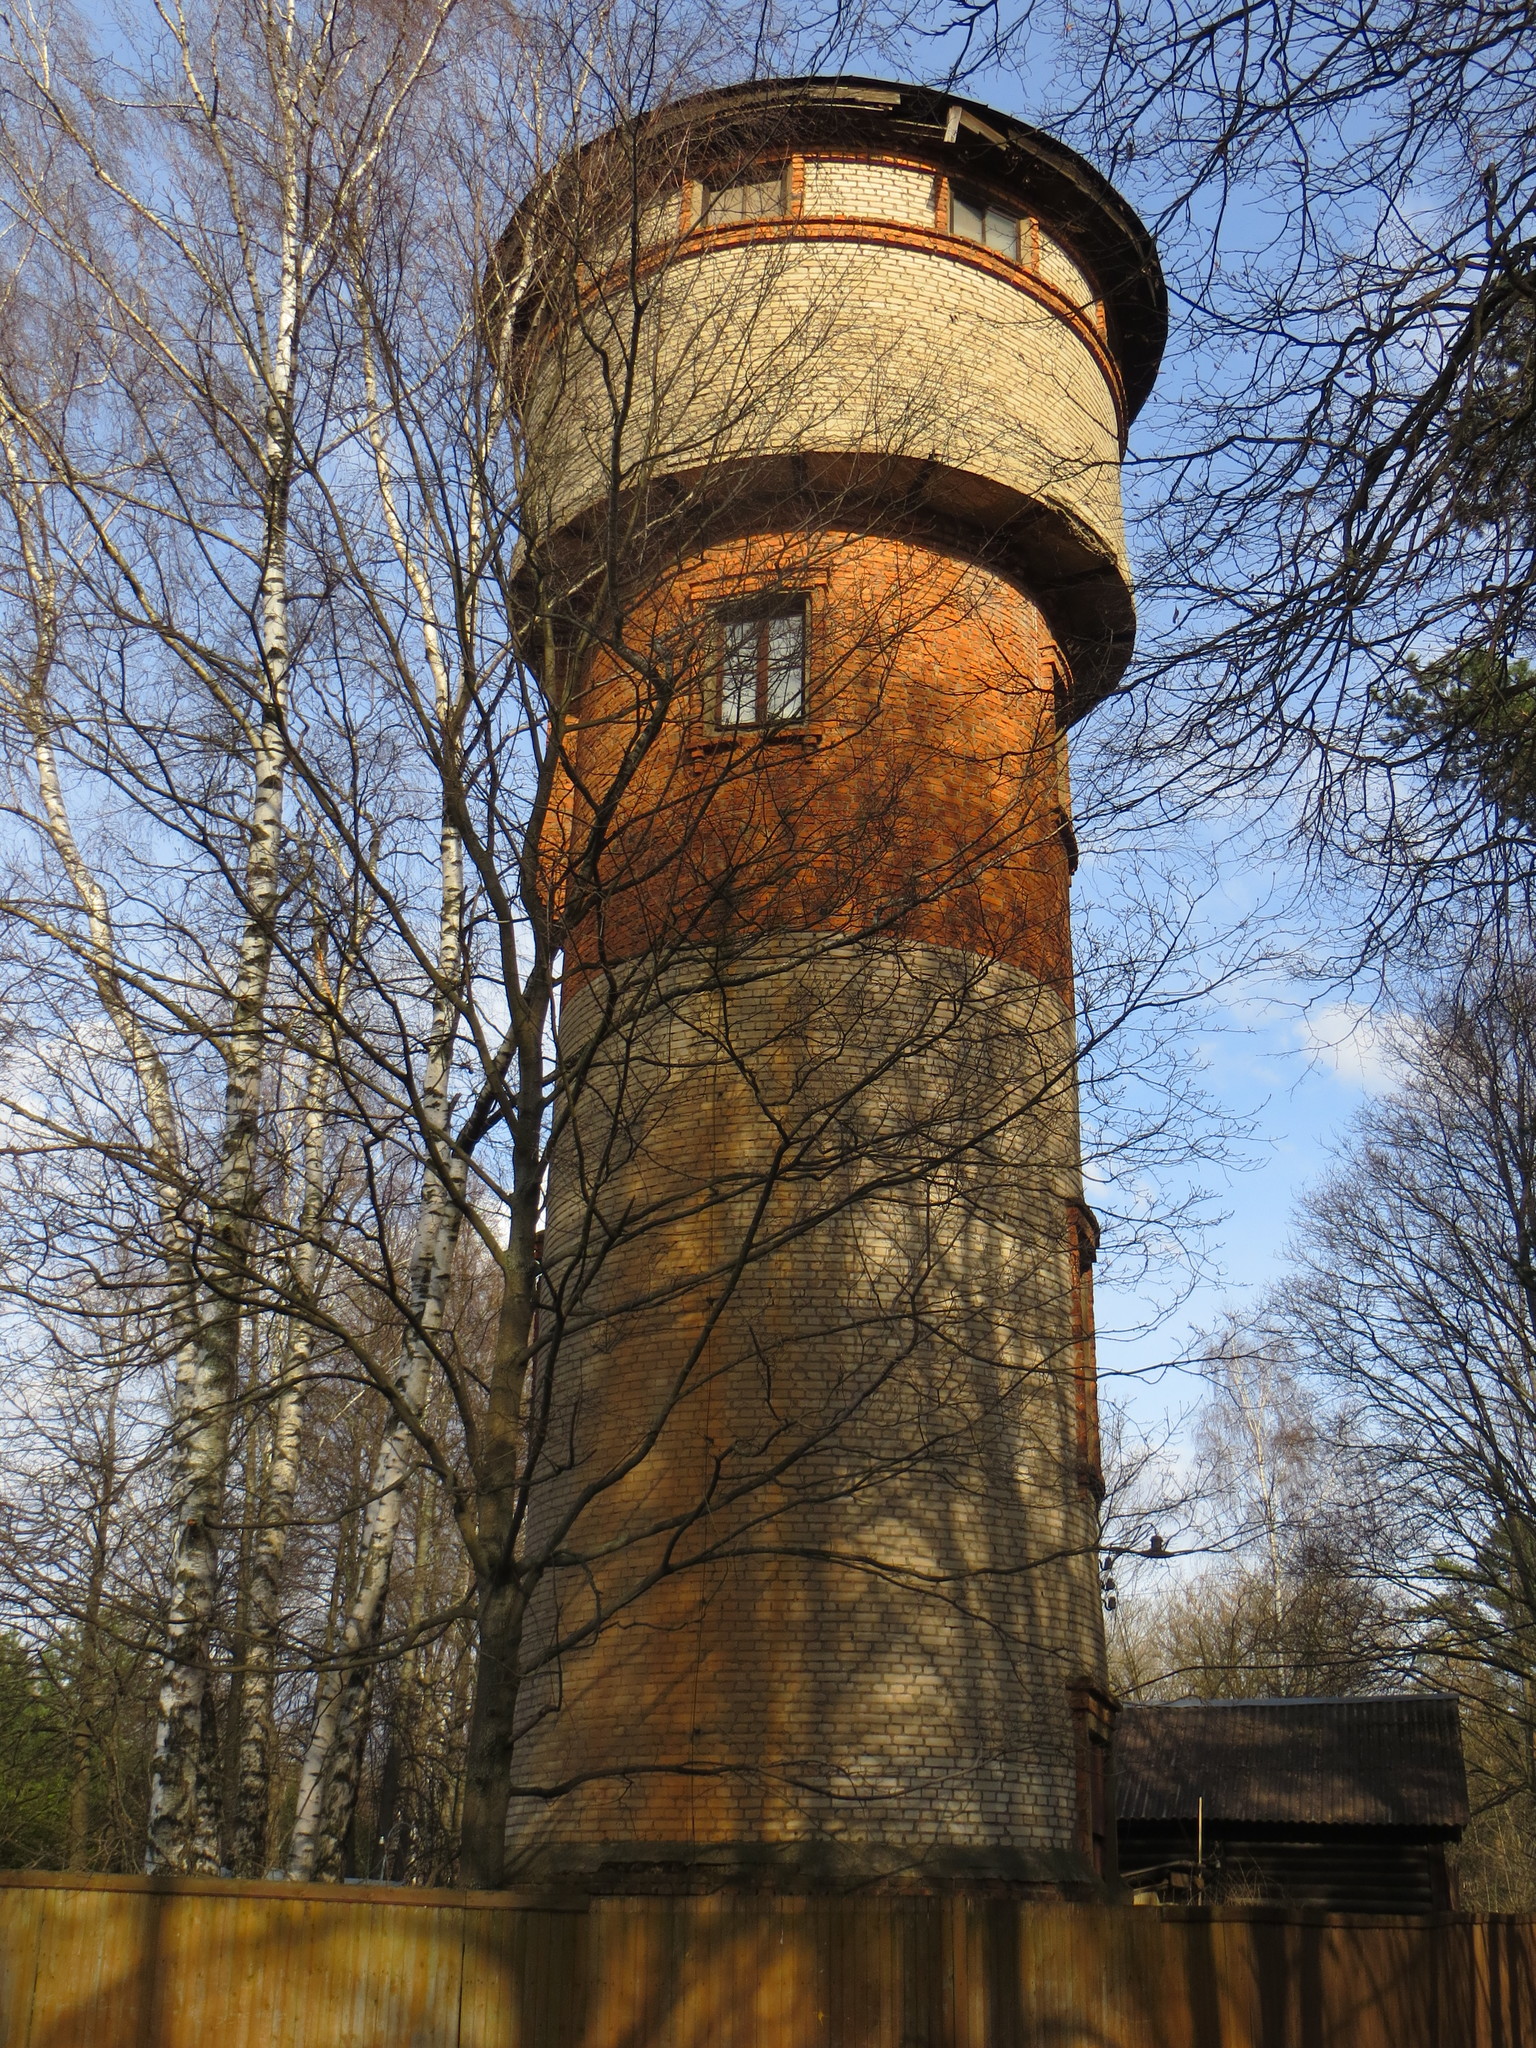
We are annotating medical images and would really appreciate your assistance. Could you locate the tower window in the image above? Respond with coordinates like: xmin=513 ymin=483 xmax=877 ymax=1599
xmin=719 ymin=605 xmax=806 ymax=726
xmin=702 ymin=169 xmax=787 ymax=224
xmin=950 ymin=190 xmax=1020 ymax=262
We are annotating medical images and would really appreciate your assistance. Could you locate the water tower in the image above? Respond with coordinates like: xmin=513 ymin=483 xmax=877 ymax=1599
xmin=501 ymin=76 xmax=1165 ymax=1895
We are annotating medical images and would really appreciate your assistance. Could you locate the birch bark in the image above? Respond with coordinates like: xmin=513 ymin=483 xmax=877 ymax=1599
xmin=285 ymin=290 xmax=469 ymax=1878
xmin=230 ymin=1015 xmax=333 ymax=1876
xmin=143 ymin=176 xmax=301 ymax=1873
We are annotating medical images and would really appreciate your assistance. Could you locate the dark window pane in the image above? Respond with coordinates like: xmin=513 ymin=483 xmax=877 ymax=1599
xmin=721 ymin=618 xmax=759 ymax=724
xmin=953 ymin=193 xmax=1020 ymax=263
xmin=951 ymin=194 xmax=985 ymax=242
xmin=985 ymin=208 xmax=1019 ymax=260
xmin=705 ymin=175 xmax=784 ymax=223
xmin=764 ymin=612 xmax=806 ymax=721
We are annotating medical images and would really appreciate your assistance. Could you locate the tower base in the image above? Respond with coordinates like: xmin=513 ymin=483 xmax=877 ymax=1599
xmin=506 ymin=1837 xmax=1108 ymax=1899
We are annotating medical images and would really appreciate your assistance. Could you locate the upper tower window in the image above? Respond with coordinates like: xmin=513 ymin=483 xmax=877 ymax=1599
xmin=950 ymin=190 xmax=1020 ymax=261
xmin=719 ymin=604 xmax=806 ymax=726
xmin=702 ymin=169 xmax=787 ymax=224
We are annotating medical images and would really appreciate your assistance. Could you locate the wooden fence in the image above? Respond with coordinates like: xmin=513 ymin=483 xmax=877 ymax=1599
xmin=1 ymin=1870 xmax=1533 ymax=2047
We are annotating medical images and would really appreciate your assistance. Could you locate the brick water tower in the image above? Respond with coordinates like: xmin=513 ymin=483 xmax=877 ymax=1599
xmin=500 ymin=76 xmax=1165 ymax=1895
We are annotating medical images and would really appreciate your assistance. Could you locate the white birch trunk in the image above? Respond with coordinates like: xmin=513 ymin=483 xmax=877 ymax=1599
xmin=145 ymin=147 xmax=303 ymax=1870
xmin=22 ymin=407 xmax=293 ymax=1871
xmin=230 ymin=1021 xmax=333 ymax=1876
xmin=285 ymin=297 xmax=470 ymax=1881
xmin=139 ymin=2 xmax=453 ymax=1870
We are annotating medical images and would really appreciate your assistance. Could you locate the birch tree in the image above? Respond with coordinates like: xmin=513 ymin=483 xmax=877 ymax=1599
xmin=0 ymin=0 xmax=462 ymax=1872
xmin=0 ymin=0 xmax=1242 ymax=1890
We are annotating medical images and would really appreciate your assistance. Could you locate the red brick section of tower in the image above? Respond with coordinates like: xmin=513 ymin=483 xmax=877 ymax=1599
xmin=496 ymin=76 xmax=1165 ymax=1896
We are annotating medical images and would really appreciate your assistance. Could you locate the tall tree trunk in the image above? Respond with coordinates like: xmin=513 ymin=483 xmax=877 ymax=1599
xmin=146 ymin=630 xmax=290 ymax=1869
xmin=395 ymin=1506 xmax=437 ymax=1877
xmin=192 ymin=1684 xmax=225 ymax=1873
xmin=286 ymin=1167 xmax=463 ymax=1880
xmin=229 ymin=1333 xmax=310 ymax=1877
xmin=362 ymin=1489 xmax=435 ymax=1878
xmin=232 ymin=1018 xmax=335 ymax=1876
xmin=220 ymin=1481 xmax=256 ymax=1870
xmin=458 ymin=1578 xmax=528 ymax=1888
xmin=457 ymin=1230 xmax=541 ymax=1889
xmin=145 ymin=130 xmax=302 ymax=1866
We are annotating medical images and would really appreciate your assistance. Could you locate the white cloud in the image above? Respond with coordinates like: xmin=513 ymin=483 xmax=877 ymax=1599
xmin=1293 ymin=1001 xmax=1410 ymax=1093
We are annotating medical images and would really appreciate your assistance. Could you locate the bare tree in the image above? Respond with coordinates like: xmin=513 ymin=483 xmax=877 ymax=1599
xmin=0 ymin=6 xmax=1251 ymax=1893
xmin=0 ymin=0 xmax=465 ymax=1871
xmin=1273 ymin=957 xmax=1536 ymax=1732
xmin=1107 ymin=1325 xmax=1397 ymax=1702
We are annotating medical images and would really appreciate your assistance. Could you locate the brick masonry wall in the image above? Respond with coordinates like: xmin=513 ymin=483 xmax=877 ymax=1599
xmin=508 ymin=536 xmax=1108 ymax=1892
xmin=510 ymin=942 xmax=1105 ymax=1891
xmin=792 ymin=155 xmax=1098 ymax=315
xmin=516 ymin=217 xmax=1128 ymax=586
xmin=556 ymin=531 xmax=1076 ymax=988
xmin=799 ymin=157 xmax=939 ymax=223
xmin=1035 ymin=228 xmax=1096 ymax=313
xmin=505 ymin=108 xmax=1133 ymax=1897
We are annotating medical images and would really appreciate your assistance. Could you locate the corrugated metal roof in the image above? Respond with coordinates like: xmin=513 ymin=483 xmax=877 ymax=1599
xmin=1115 ymin=1694 xmax=1468 ymax=1830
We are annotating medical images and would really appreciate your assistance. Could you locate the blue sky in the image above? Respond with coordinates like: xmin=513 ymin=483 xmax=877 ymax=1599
xmin=1092 ymin=971 xmax=1404 ymax=1429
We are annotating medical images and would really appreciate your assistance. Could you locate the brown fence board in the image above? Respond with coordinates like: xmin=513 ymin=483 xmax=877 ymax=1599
xmin=0 ymin=1875 xmax=44 ymax=2048
xmin=3 ymin=1873 xmax=1536 ymax=2048
xmin=23 ymin=1872 xmax=159 ymax=2048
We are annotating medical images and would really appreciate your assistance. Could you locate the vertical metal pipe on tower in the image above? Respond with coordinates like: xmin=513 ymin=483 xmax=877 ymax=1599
xmin=496 ymin=75 xmax=1166 ymax=1895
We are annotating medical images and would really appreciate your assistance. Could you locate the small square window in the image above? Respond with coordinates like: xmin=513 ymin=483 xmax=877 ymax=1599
xmin=950 ymin=190 xmax=1020 ymax=263
xmin=703 ymin=170 xmax=787 ymax=224
xmin=718 ymin=605 xmax=806 ymax=727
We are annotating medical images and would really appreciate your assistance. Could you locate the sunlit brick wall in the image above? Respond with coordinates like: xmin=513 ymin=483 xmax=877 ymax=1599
xmin=504 ymin=82 xmax=1154 ymax=1896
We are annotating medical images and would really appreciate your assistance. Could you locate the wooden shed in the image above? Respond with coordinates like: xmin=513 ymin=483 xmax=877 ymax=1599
xmin=1115 ymin=1694 xmax=1469 ymax=1911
